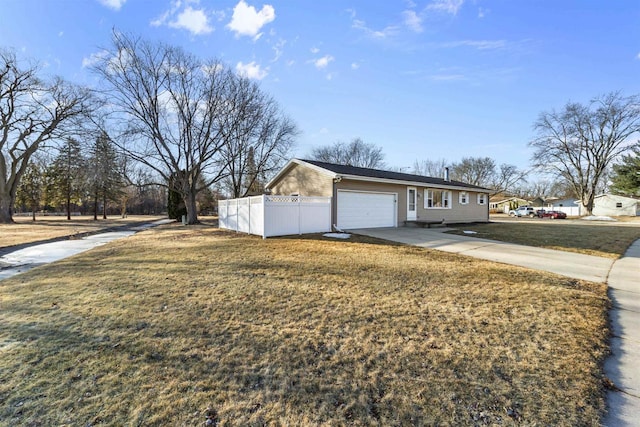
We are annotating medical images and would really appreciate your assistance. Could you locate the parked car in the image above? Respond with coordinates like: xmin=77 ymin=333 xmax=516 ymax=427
xmin=508 ymin=206 xmax=537 ymax=218
xmin=537 ymin=210 xmax=567 ymax=219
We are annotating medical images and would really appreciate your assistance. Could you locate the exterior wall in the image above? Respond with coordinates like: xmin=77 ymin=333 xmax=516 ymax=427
xmin=416 ymin=188 xmax=489 ymax=223
xmin=593 ymin=195 xmax=639 ymax=216
xmin=335 ymin=179 xmax=489 ymax=225
xmin=269 ymin=163 xmax=333 ymax=197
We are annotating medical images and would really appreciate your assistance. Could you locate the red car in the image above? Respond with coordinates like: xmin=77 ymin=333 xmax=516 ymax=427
xmin=537 ymin=210 xmax=567 ymax=219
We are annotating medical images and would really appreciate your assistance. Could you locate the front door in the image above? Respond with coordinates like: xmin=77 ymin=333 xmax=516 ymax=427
xmin=407 ymin=187 xmax=417 ymax=221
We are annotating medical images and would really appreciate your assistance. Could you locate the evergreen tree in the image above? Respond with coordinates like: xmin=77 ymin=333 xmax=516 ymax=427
xmin=15 ymin=159 xmax=44 ymax=220
xmin=88 ymin=132 xmax=124 ymax=219
xmin=610 ymin=147 xmax=640 ymax=196
xmin=167 ymin=171 xmax=187 ymax=221
xmin=48 ymin=138 xmax=87 ymax=219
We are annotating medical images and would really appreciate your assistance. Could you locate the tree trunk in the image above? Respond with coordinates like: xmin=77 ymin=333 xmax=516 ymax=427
xmin=185 ymin=192 xmax=198 ymax=225
xmin=583 ymin=191 xmax=595 ymax=216
xmin=32 ymin=206 xmax=36 ymax=221
xmin=93 ymin=194 xmax=98 ymax=220
xmin=66 ymin=193 xmax=71 ymax=220
xmin=0 ymin=192 xmax=14 ymax=223
xmin=102 ymin=194 xmax=107 ymax=219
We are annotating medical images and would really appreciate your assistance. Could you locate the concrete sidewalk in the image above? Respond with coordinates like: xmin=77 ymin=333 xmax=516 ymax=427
xmin=351 ymin=227 xmax=613 ymax=283
xmin=351 ymin=226 xmax=640 ymax=425
xmin=0 ymin=218 xmax=173 ymax=281
xmin=604 ymin=240 xmax=640 ymax=426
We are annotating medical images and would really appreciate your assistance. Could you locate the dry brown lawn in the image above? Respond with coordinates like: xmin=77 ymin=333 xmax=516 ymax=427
xmin=0 ymin=223 xmax=610 ymax=426
xmin=448 ymin=219 xmax=640 ymax=259
xmin=0 ymin=215 xmax=165 ymax=249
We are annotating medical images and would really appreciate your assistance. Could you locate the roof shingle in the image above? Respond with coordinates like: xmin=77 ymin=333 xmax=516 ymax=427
xmin=300 ymin=159 xmax=491 ymax=191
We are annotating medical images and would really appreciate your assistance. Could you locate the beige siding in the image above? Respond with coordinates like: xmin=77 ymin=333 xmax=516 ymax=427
xmin=335 ymin=180 xmax=489 ymax=225
xmin=418 ymin=188 xmax=489 ymax=223
xmin=269 ymin=163 xmax=333 ymax=197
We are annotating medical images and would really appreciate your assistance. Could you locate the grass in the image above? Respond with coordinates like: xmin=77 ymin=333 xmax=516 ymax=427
xmin=0 ymin=223 xmax=610 ymax=426
xmin=0 ymin=215 xmax=165 ymax=249
xmin=447 ymin=219 xmax=640 ymax=259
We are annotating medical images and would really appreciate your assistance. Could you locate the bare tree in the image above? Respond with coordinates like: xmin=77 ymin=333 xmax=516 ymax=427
xmin=94 ymin=33 xmax=295 ymax=223
xmin=412 ymin=158 xmax=448 ymax=178
xmin=450 ymin=157 xmax=496 ymax=187
xmin=490 ymin=163 xmax=527 ymax=195
xmin=530 ymin=92 xmax=640 ymax=215
xmin=221 ymin=76 xmax=296 ymax=198
xmin=0 ymin=49 xmax=92 ymax=223
xmin=310 ymin=138 xmax=385 ymax=168
xmin=93 ymin=33 xmax=234 ymax=224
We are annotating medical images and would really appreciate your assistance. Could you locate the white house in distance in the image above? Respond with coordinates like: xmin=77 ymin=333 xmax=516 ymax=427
xmin=592 ymin=194 xmax=640 ymax=217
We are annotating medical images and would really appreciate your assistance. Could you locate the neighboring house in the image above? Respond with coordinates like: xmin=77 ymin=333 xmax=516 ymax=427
xmin=530 ymin=197 xmax=557 ymax=209
xmin=549 ymin=198 xmax=582 ymax=216
xmin=266 ymin=159 xmax=491 ymax=229
xmin=592 ymin=194 xmax=640 ymax=217
xmin=489 ymin=196 xmax=530 ymax=214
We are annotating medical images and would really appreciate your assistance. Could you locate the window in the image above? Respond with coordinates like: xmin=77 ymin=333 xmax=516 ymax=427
xmin=616 ymin=202 xmax=623 ymax=208
xmin=477 ymin=193 xmax=486 ymax=205
xmin=459 ymin=192 xmax=468 ymax=205
xmin=425 ymin=189 xmax=451 ymax=209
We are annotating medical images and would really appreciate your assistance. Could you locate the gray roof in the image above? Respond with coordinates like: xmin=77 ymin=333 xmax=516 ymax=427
xmin=300 ymin=159 xmax=491 ymax=191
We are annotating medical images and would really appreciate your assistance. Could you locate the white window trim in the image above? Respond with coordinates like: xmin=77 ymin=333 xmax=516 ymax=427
xmin=477 ymin=193 xmax=486 ymax=205
xmin=425 ymin=189 xmax=451 ymax=209
xmin=459 ymin=191 xmax=469 ymax=205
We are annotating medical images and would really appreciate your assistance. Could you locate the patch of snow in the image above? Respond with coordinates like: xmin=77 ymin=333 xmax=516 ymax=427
xmin=463 ymin=230 xmax=478 ymax=234
xmin=323 ymin=233 xmax=351 ymax=239
xmin=581 ymin=216 xmax=617 ymax=222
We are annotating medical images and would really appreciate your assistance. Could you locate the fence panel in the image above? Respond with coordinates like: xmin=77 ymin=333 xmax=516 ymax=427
xmin=218 ymin=195 xmax=331 ymax=238
xmin=551 ymin=206 xmax=582 ymax=216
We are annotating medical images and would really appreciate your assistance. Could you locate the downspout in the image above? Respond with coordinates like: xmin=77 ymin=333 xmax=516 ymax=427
xmin=332 ymin=175 xmax=342 ymax=232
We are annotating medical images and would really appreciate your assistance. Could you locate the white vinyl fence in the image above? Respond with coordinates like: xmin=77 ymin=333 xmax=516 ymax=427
xmin=551 ymin=205 xmax=582 ymax=216
xmin=218 ymin=195 xmax=332 ymax=238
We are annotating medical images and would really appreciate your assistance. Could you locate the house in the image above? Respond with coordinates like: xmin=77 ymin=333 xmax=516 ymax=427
xmin=266 ymin=159 xmax=491 ymax=229
xmin=549 ymin=198 xmax=581 ymax=216
xmin=530 ymin=197 xmax=557 ymax=209
xmin=592 ymin=194 xmax=640 ymax=217
xmin=489 ymin=195 xmax=530 ymax=214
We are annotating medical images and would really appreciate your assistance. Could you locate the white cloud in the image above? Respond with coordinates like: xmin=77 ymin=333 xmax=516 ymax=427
xmin=637 ymin=52 xmax=640 ymax=60
xmin=82 ymin=50 xmax=109 ymax=68
xmin=478 ymin=7 xmax=487 ymax=18
xmin=402 ymin=10 xmax=423 ymax=33
xmin=427 ymin=0 xmax=464 ymax=15
xmin=58 ymin=31 xmax=64 ymax=37
xmin=168 ymin=6 xmax=213 ymax=35
xmin=227 ymin=0 xmax=275 ymax=39
xmin=271 ymin=38 xmax=286 ymax=62
xmin=428 ymin=73 xmax=466 ymax=81
xmin=97 ymin=0 xmax=126 ymax=11
xmin=351 ymin=62 xmax=360 ymax=70
xmin=286 ymin=59 xmax=295 ymax=67
xmin=310 ymin=47 xmax=320 ymax=54
xmin=313 ymin=55 xmax=334 ymax=69
xmin=352 ymin=18 xmax=399 ymax=39
xmin=236 ymin=61 xmax=268 ymax=80
xmin=436 ymin=40 xmax=506 ymax=50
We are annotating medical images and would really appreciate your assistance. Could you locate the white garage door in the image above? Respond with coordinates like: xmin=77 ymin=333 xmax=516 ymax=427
xmin=337 ymin=190 xmax=396 ymax=229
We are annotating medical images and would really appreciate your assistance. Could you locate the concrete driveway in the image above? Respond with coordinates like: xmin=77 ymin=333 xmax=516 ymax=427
xmin=351 ymin=226 xmax=613 ymax=283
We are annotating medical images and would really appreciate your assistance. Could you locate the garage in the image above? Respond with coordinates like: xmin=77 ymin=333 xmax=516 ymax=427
xmin=337 ymin=190 xmax=397 ymax=229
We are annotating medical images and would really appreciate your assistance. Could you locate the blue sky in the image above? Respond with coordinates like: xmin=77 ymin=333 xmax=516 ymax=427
xmin=1 ymin=0 xmax=639 ymax=172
